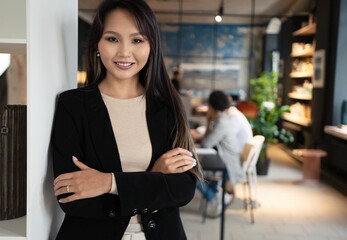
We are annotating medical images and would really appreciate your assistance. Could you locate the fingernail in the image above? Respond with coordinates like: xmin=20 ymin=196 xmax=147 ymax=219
xmin=190 ymin=151 xmax=193 ymax=156
xmin=72 ymin=156 xmax=78 ymax=162
xmin=192 ymin=162 xmax=197 ymax=167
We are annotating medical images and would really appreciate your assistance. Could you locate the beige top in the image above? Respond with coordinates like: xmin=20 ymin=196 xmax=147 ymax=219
xmin=101 ymin=93 xmax=152 ymax=224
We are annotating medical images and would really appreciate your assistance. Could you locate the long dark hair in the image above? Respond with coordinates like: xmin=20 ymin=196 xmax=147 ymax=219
xmin=86 ymin=0 xmax=203 ymax=181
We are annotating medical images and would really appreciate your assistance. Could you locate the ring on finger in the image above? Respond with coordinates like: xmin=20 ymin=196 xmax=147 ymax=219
xmin=66 ymin=185 xmax=70 ymax=192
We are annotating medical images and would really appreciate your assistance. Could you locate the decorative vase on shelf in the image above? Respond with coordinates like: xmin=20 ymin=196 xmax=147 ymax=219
xmin=0 ymin=105 xmax=27 ymax=220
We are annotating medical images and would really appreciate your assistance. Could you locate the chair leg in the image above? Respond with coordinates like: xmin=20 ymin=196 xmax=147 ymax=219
xmin=250 ymin=200 xmax=255 ymax=224
xmin=248 ymin=171 xmax=257 ymax=224
xmin=252 ymin=171 xmax=258 ymax=208
xmin=243 ymin=180 xmax=248 ymax=212
xmin=249 ymin=170 xmax=259 ymax=209
xmin=246 ymin=171 xmax=255 ymax=224
xmin=199 ymin=192 xmax=209 ymax=223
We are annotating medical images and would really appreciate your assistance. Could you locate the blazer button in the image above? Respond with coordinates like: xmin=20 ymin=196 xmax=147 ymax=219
xmin=147 ymin=220 xmax=156 ymax=229
xmin=142 ymin=208 xmax=148 ymax=214
xmin=108 ymin=210 xmax=116 ymax=217
xmin=132 ymin=208 xmax=138 ymax=215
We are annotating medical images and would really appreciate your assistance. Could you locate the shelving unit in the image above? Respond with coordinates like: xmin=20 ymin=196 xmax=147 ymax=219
xmin=0 ymin=217 xmax=26 ymax=240
xmin=289 ymin=71 xmax=313 ymax=78
xmin=288 ymin=92 xmax=312 ymax=100
xmin=290 ymin=49 xmax=314 ymax=58
xmin=292 ymin=23 xmax=316 ymax=36
xmin=0 ymin=39 xmax=26 ymax=54
xmin=282 ymin=112 xmax=311 ymax=127
xmin=280 ymin=15 xmax=316 ymax=148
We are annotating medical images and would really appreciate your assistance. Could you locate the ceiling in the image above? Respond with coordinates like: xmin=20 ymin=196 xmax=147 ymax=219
xmin=78 ymin=0 xmax=316 ymax=25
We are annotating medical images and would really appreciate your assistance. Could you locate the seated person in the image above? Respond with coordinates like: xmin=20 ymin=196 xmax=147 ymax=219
xmin=191 ymin=90 xmax=253 ymax=195
xmin=171 ymin=67 xmax=181 ymax=92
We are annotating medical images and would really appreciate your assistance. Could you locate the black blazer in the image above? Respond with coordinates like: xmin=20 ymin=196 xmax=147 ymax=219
xmin=51 ymin=84 xmax=196 ymax=240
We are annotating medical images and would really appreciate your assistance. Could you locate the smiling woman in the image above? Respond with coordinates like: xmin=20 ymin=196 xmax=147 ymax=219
xmin=97 ymin=9 xmax=151 ymax=95
xmin=51 ymin=0 xmax=203 ymax=239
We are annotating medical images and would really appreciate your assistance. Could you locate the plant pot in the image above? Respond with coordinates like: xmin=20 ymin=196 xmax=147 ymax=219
xmin=256 ymin=143 xmax=270 ymax=175
xmin=0 ymin=105 xmax=27 ymax=220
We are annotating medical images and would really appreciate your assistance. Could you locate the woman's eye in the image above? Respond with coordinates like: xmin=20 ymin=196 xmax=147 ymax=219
xmin=133 ymin=38 xmax=144 ymax=44
xmin=107 ymin=37 xmax=118 ymax=42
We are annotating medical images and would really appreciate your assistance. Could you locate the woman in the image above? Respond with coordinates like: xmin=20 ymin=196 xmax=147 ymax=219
xmin=51 ymin=0 xmax=203 ymax=239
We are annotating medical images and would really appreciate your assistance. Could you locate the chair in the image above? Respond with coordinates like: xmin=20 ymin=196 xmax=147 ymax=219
xmin=241 ymin=135 xmax=265 ymax=224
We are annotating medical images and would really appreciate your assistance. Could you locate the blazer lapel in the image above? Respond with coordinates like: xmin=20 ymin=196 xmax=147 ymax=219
xmin=145 ymin=95 xmax=171 ymax=171
xmin=84 ymin=85 xmax=123 ymax=172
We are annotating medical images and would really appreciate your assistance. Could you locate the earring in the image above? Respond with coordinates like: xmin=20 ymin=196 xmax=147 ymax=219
xmin=96 ymin=51 xmax=100 ymax=57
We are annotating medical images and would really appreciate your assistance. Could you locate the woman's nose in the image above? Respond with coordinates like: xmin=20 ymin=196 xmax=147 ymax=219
xmin=116 ymin=42 xmax=131 ymax=58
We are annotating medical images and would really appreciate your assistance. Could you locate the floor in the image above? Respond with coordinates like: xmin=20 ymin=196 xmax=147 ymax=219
xmin=180 ymin=144 xmax=347 ymax=240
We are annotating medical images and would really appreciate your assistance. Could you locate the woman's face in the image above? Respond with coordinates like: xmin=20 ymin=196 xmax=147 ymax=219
xmin=98 ymin=9 xmax=150 ymax=83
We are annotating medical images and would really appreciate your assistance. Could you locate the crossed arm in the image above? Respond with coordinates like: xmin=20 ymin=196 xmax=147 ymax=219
xmin=54 ymin=148 xmax=196 ymax=203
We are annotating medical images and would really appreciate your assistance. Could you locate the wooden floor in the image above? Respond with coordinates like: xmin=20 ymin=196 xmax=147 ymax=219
xmin=181 ymin=144 xmax=347 ymax=240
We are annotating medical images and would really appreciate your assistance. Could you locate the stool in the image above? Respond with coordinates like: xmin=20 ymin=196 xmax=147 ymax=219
xmin=292 ymin=149 xmax=327 ymax=181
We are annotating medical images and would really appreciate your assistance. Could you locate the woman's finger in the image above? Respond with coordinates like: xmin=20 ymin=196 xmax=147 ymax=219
xmin=54 ymin=173 xmax=73 ymax=185
xmin=169 ymin=154 xmax=196 ymax=164
xmin=178 ymin=164 xmax=196 ymax=173
xmin=72 ymin=156 xmax=90 ymax=170
xmin=167 ymin=148 xmax=193 ymax=157
xmin=54 ymin=179 xmax=73 ymax=192
xmin=170 ymin=159 xmax=196 ymax=170
xmin=58 ymin=193 xmax=80 ymax=203
xmin=55 ymin=184 xmax=74 ymax=196
xmin=53 ymin=156 xmax=88 ymax=185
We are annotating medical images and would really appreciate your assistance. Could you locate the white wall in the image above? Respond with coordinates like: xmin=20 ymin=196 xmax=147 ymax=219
xmin=0 ymin=0 xmax=26 ymax=40
xmin=333 ymin=0 xmax=347 ymax=125
xmin=0 ymin=0 xmax=26 ymax=54
xmin=26 ymin=0 xmax=77 ymax=239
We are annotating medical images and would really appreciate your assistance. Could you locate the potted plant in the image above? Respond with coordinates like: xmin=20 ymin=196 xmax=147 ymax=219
xmin=249 ymin=72 xmax=294 ymax=175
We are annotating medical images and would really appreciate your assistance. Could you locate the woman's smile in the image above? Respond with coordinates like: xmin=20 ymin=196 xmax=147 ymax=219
xmin=115 ymin=61 xmax=135 ymax=69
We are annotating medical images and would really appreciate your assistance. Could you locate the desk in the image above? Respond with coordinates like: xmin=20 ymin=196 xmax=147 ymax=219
xmin=324 ymin=125 xmax=347 ymax=141
xmin=198 ymin=153 xmax=227 ymax=240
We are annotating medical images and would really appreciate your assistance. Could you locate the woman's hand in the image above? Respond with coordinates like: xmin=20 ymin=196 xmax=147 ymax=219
xmin=54 ymin=156 xmax=112 ymax=203
xmin=151 ymin=147 xmax=196 ymax=174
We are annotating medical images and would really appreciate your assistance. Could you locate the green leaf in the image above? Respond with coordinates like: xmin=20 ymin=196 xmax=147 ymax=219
xmin=249 ymin=71 xmax=294 ymax=144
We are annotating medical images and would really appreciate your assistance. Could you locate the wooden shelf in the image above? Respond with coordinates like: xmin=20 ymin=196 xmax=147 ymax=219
xmin=0 ymin=38 xmax=26 ymax=54
xmin=288 ymin=92 xmax=312 ymax=100
xmin=293 ymin=23 xmax=316 ymax=36
xmin=290 ymin=72 xmax=313 ymax=78
xmin=0 ymin=216 xmax=26 ymax=239
xmin=282 ymin=112 xmax=311 ymax=127
xmin=291 ymin=50 xmax=314 ymax=57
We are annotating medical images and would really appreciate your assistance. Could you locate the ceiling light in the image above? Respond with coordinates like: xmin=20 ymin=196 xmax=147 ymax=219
xmin=215 ymin=0 xmax=224 ymax=23
xmin=215 ymin=15 xmax=222 ymax=22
